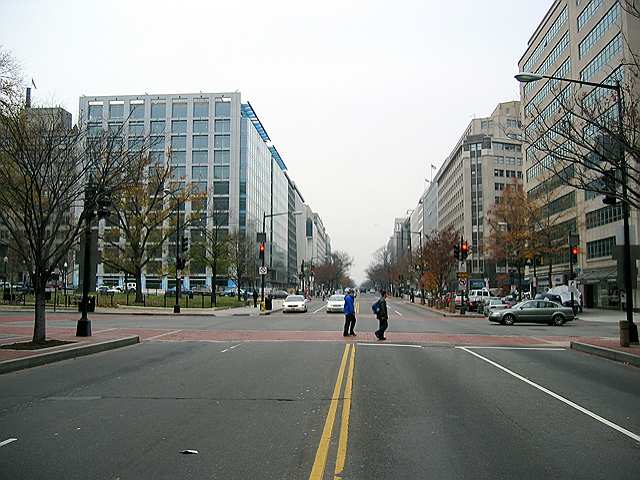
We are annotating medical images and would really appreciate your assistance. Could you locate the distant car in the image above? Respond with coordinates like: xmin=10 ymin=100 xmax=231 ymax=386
xmin=488 ymin=300 xmax=575 ymax=326
xmin=106 ymin=287 xmax=121 ymax=294
xmin=483 ymin=298 xmax=509 ymax=316
xmin=270 ymin=290 xmax=289 ymax=299
xmin=283 ymin=295 xmax=307 ymax=313
xmin=223 ymin=288 xmax=245 ymax=297
xmin=326 ymin=294 xmax=345 ymax=313
xmin=96 ymin=285 xmax=109 ymax=294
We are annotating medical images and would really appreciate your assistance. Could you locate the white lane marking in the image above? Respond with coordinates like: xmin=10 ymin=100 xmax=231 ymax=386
xmin=357 ymin=343 xmax=422 ymax=348
xmin=394 ymin=310 xmax=403 ymax=316
xmin=221 ymin=344 xmax=241 ymax=353
xmin=93 ymin=328 xmax=118 ymax=334
xmin=463 ymin=346 xmax=566 ymax=351
xmin=145 ymin=330 xmax=182 ymax=341
xmin=313 ymin=305 xmax=327 ymax=314
xmin=0 ymin=438 xmax=17 ymax=448
xmin=458 ymin=346 xmax=640 ymax=443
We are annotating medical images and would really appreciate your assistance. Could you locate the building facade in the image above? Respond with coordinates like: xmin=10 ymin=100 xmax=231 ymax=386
xmin=78 ymin=92 xmax=330 ymax=291
xmin=519 ymin=0 xmax=640 ymax=308
xmin=435 ymin=101 xmax=524 ymax=287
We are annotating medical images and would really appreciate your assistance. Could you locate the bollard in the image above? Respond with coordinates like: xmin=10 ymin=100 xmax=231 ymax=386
xmin=620 ymin=320 xmax=630 ymax=347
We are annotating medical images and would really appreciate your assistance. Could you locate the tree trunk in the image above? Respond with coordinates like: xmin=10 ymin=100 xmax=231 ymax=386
xmin=33 ymin=284 xmax=47 ymax=344
xmin=135 ymin=269 xmax=143 ymax=304
xmin=211 ymin=262 xmax=217 ymax=307
xmin=548 ymin=261 xmax=553 ymax=289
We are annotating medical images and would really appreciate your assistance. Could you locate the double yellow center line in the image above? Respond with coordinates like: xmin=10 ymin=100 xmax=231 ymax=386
xmin=308 ymin=343 xmax=356 ymax=480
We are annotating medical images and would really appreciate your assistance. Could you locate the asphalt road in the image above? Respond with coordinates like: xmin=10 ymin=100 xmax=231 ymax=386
xmin=0 ymin=294 xmax=621 ymax=339
xmin=1 ymin=312 xmax=639 ymax=478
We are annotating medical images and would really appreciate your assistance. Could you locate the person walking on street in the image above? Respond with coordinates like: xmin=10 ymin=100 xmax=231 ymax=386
xmin=343 ymin=289 xmax=357 ymax=337
xmin=252 ymin=289 xmax=258 ymax=308
xmin=372 ymin=290 xmax=389 ymax=340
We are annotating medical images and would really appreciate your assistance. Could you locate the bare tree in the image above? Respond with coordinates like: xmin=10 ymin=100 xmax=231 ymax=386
xmin=190 ymin=203 xmax=230 ymax=307
xmin=422 ymin=226 xmax=460 ymax=296
xmin=227 ymin=231 xmax=253 ymax=302
xmin=0 ymin=45 xmax=22 ymax=112
xmin=0 ymin=104 xmax=133 ymax=343
xmin=100 ymin=148 xmax=195 ymax=303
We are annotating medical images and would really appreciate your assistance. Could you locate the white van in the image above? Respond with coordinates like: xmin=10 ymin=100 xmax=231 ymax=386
xmin=468 ymin=289 xmax=491 ymax=311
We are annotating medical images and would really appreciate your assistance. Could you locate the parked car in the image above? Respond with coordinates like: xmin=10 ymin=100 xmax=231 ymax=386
xmin=223 ymin=287 xmax=245 ymax=297
xmin=483 ymin=298 xmax=509 ymax=316
xmin=488 ymin=300 xmax=575 ymax=326
xmin=535 ymin=292 xmax=582 ymax=313
xmin=283 ymin=295 xmax=307 ymax=313
xmin=165 ymin=287 xmax=193 ymax=296
xmin=270 ymin=290 xmax=289 ymax=299
xmin=468 ymin=289 xmax=491 ymax=311
xmin=106 ymin=287 xmax=121 ymax=294
xmin=326 ymin=294 xmax=345 ymax=313
xmin=96 ymin=285 xmax=109 ymax=294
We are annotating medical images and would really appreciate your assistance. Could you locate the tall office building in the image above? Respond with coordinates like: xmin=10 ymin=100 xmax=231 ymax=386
xmin=78 ymin=92 xmax=328 ymax=291
xmin=519 ymin=0 xmax=640 ymax=308
xmin=435 ymin=101 xmax=524 ymax=288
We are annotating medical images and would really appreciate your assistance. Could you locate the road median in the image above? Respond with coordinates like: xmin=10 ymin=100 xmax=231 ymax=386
xmin=0 ymin=335 xmax=140 ymax=375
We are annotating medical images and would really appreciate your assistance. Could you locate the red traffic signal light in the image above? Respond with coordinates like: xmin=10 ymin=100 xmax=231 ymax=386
xmin=461 ymin=242 xmax=469 ymax=253
xmin=571 ymin=246 xmax=578 ymax=256
xmin=259 ymin=243 xmax=265 ymax=253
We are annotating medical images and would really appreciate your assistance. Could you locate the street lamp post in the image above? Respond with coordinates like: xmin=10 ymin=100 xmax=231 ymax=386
xmin=260 ymin=210 xmax=302 ymax=302
xmin=63 ymin=261 xmax=68 ymax=308
xmin=516 ymin=72 xmax=638 ymax=344
xmin=165 ymin=189 xmax=182 ymax=314
xmin=77 ymin=179 xmax=110 ymax=337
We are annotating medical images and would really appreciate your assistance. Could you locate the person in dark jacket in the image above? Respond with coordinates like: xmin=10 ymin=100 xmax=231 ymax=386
xmin=252 ymin=289 xmax=258 ymax=308
xmin=343 ymin=289 xmax=357 ymax=337
xmin=374 ymin=290 xmax=389 ymax=340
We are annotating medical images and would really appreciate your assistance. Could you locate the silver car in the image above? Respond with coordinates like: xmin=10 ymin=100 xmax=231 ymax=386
xmin=283 ymin=295 xmax=307 ymax=313
xmin=488 ymin=300 xmax=575 ymax=326
xmin=483 ymin=298 xmax=509 ymax=316
xmin=326 ymin=294 xmax=345 ymax=313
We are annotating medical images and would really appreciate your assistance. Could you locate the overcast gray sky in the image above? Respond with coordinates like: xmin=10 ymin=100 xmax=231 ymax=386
xmin=1 ymin=0 xmax=552 ymax=283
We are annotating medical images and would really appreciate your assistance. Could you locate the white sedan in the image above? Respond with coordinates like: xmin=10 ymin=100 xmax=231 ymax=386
xmin=283 ymin=295 xmax=308 ymax=313
xmin=326 ymin=294 xmax=345 ymax=313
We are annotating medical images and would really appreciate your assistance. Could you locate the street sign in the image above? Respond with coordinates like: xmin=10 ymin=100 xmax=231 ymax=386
xmin=457 ymin=272 xmax=469 ymax=279
xmin=259 ymin=266 xmax=268 ymax=275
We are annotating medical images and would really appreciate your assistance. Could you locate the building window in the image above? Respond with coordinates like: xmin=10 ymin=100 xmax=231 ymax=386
xmin=150 ymin=121 xmax=165 ymax=134
xmin=171 ymin=166 xmax=186 ymax=180
xmin=151 ymin=103 xmax=166 ymax=119
xmin=578 ymin=0 xmax=602 ymax=31
xmin=149 ymin=151 xmax=165 ymax=165
xmin=192 ymin=166 xmax=208 ymax=180
xmin=214 ymin=135 xmax=230 ymax=149
xmin=586 ymin=204 xmax=624 ymax=229
xmin=150 ymin=136 xmax=164 ymax=151
xmin=213 ymin=197 xmax=229 ymax=211
xmin=193 ymin=119 xmax=208 ymax=134
xmin=215 ymin=101 xmax=231 ymax=117
xmin=214 ymin=150 xmax=230 ymax=164
xmin=170 ymin=151 xmax=186 ymax=165
xmin=192 ymin=151 xmax=208 ymax=164
xmin=88 ymin=104 xmax=103 ymax=121
xmin=494 ymin=169 xmax=504 ymax=177
xmin=213 ymin=181 xmax=229 ymax=195
xmin=171 ymin=136 xmax=186 ymax=150
xmin=109 ymin=103 xmax=124 ymax=119
xmin=192 ymin=101 xmax=209 ymax=118
xmin=129 ymin=123 xmax=144 ymax=136
xmin=213 ymin=166 xmax=229 ymax=179
xmin=581 ymin=33 xmax=622 ymax=82
xmin=193 ymin=135 xmax=208 ymax=149
xmin=130 ymin=102 xmax=144 ymax=120
xmin=172 ymin=120 xmax=187 ymax=134
xmin=215 ymin=119 xmax=231 ymax=132
xmin=172 ymin=102 xmax=187 ymax=118
xmin=587 ymin=236 xmax=615 ymax=259
xmin=579 ymin=3 xmax=620 ymax=59
xmin=495 ymin=183 xmax=505 ymax=191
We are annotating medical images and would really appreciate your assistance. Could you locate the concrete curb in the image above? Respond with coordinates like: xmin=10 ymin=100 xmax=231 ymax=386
xmin=259 ymin=307 xmax=284 ymax=316
xmin=0 ymin=307 xmax=252 ymax=317
xmin=0 ymin=336 xmax=140 ymax=375
xmin=570 ymin=341 xmax=640 ymax=367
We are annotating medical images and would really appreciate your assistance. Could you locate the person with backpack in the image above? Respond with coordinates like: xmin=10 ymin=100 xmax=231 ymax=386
xmin=372 ymin=290 xmax=389 ymax=340
xmin=343 ymin=289 xmax=357 ymax=337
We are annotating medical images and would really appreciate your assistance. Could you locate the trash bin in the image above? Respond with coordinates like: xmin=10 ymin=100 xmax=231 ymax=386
xmin=620 ymin=320 xmax=630 ymax=347
xmin=265 ymin=296 xmax=272 ymax=310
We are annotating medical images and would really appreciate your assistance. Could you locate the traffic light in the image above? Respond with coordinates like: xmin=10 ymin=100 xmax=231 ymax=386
xmin=259 ymin=243 xmax=265 ymax=261
xmin=461 ymin=241 xmax=469 ymax=260
xmin=570 ymin=245 xmax=579 ymax=264
xmin=181 ymin=236 xmax=189 ymax=254
xmin=453 ymin=243 xmax=460 ymax=260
